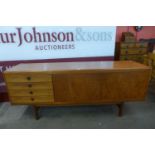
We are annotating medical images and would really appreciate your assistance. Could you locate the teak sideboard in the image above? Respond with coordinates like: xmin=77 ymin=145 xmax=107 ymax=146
xmin=3 ymin=61 xmax=151 ymax=119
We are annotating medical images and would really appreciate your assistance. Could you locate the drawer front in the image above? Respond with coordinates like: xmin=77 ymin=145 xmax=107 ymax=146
xmin=5 ymin=73 xmax=51 ymax=82
xmin=120 ymin=48 xmax=147 ymax=55
xmin=124 ymin=37 xmax=136 ymax=43
xmin=120 ymin=56 xmax=127 ymax=60
xmin=7 ymin=82 xmax=52 ymax=90
xmin=135 ymin=43 xmax=148 ymax=48
xmin=120 ymin=43 xmax=148 ymax=48
xmin=120 ymin=55 xmax=144 ymax=62
xmin=120 ymin=43 xmax=135 ymax=48
xmin=8 ymin=89 xmax=52 ymax=97
xmin=148 ymin=53 xmax=155 ymax=61
xmin=10 ymin=96 xmax=53 ymax=104
xmin=152 ymin=70 xmax=155 ymax=78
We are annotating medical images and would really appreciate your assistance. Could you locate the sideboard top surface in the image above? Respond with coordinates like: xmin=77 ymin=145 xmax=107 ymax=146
xmin=4 ymin=61 xmax=150 ymax=73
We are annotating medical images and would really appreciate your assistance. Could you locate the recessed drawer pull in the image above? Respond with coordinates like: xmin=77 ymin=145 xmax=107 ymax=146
xmin=31 ymin=98 xmax=35 ymax=101
xmin=27 ymin=77 xmax=31 ymax=80
xmin=28 ymin=84 xmax=32 ymax=87
xmin=29 ymin=91 xmax=33 ymax=94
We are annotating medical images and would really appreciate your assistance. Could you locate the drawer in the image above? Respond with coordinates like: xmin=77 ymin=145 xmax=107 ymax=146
xmin=120 ymin=43 xmax=135 ymax=48
xmin=151 ymin=70 xmax=155 ymax=78
xmin=148 ymin=53 xmax=155 ymax=61
xmin=120 ymin=43 xmax=148 ymax=48
xmin=120 ymin=55 xmax=144 ymax=62
xmin=124 ymin=37 xmax=136 ymax=43
xmin=120 ymin=48 xmax=147 ymax=55
xmin=135 ymin=43 xmax=148 ymax=48
xmin=120 ymin=56 xmax=128 ymax=60
xmin=8 ymin=89 xmax=53 ymax=97
xmin=10 ymin=96 xmax=53 ymax=104
xmin=7 ymin=82 xmax=52 ymax=90
xmin=5 ymin=73 xmax=51 ymax=82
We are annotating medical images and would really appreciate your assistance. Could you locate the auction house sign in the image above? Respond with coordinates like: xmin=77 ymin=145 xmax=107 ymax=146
xmin=0 ymin=26 xmax=116 ymax=61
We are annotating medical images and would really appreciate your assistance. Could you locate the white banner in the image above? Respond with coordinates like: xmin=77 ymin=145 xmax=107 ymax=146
xmin=0 ymin=26 xmax=116 ymax=61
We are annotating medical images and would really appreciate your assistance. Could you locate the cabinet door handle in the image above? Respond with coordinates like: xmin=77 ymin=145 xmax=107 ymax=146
xmin=29 ymin=91 xmax=33 ymax=94
xmin=31 ymin=98 xmax=35 ymax=101
xmin=28 ymin=84 xmax=32 ymax=87
xmin=27 ymin=77 xmax=31 ymax=80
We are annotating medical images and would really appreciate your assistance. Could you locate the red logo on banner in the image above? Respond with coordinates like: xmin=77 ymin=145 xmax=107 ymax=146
xmin=0 ymin=27 xmax=74 ymax=47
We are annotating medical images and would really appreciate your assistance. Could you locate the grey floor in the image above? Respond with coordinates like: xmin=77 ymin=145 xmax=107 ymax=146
xmin=0 ymin=84 xmax=155 ymax=129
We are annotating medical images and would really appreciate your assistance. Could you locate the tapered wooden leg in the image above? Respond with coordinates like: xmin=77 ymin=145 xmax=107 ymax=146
xmin=33 ymin=106 xmax=40 ymax=120
xmin=116 ymin=103 xmax=124 ymax=117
